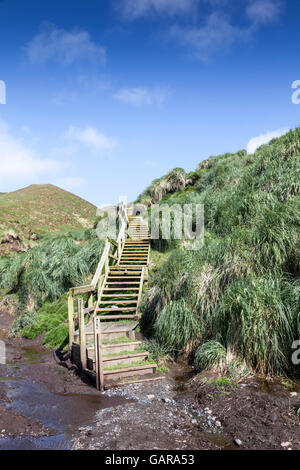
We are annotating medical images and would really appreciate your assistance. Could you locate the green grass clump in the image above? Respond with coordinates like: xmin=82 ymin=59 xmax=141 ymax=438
xmin=208 ymin=377 xmax=237 ymax=390
xmin=0 ymin=230 xmax=104 ymax=311
xmin=154 ymin=299 xmax=200 ymax=355
xmin=141 ymin=127 xmax=300 ymax=377
xmin=194 ymin=341 xmax=227 ymax=372
xmin=19 ymin=294 xmax=69 ymax=348
xmin=137 ymin=168 xmax=187 ymax=205
xmin=1 ymin=226 xmax=104 ymax=344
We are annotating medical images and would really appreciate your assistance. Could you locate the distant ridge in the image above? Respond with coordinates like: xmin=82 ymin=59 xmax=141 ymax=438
xmin=0 ymin=184 xmax=97 ymax=254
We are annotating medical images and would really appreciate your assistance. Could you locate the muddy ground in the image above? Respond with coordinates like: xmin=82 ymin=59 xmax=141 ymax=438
xmin=0 ymin=308 xmax=300 ymax=450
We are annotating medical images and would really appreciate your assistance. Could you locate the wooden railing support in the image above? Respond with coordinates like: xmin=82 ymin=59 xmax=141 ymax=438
xmin=78 ymin=298 xmax=87 ymax=370
xmin=94 ymin=317 xmax=104 ymax=391
xmin=68 ymin=293 xmax=75 ymax=349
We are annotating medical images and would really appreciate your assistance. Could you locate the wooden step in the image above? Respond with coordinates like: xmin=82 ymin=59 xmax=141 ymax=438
xmin=118 ymin=264 xmax=147 ymax=266
xmin=99 ymin=300 xmax=138 ymax=305
xmin=102 ymin=352 xmax=150 ymax=367
xmin=105 ymin=282 xmax=140 ymax=285
xmin=96 ymin=315 xmax=139 ymax=320
xmin=103 ymin=364 xmax=157 ymax=380
xmin=103 ymin=287 xmax=140 ymax=291
xmin=97 ymin=307 xmax=137 ymax=312
xmin=101 ymin=341 xmax=142 ymax=354
xmin=101 ymin=294 xmax=138 ymax=297
xmin=107 ymin=276 xmax=141 ymax=279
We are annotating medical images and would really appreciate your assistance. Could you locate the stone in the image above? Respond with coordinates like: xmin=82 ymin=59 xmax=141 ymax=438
xmin=233 ymin=438 xmax=242 ymax=447
xmin=281 ymin=442 xmax=292 ymax=448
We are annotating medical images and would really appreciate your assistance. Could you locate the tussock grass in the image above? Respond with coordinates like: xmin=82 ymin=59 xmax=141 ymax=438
xmin=154 ymin=299 xmax=200 ymax=355
xmin=0 ymin=230 xmax=104 ymax=311
xmin=1 ymin=228 xmax=104 ymax=343
xmin=141 ymin=127 xmax=300 ymax=377
xmin=194 ymin=341 xmax=227 ymax=372
xmin=137 ymin=168 xmax=187 ymax=205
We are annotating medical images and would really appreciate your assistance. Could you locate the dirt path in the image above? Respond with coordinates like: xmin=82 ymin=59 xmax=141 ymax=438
xmin=0 ymin=309 xmax=300 ymax=450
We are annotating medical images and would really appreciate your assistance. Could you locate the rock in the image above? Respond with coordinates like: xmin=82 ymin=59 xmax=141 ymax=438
xmin=29 ymin=232 xmax=39 ymax=241
xmin=281 ymin=442 xmax=292 ymax=448
xmin=147 ymin=394 xmax=155 ymax=400
xmin=233 ymin=438 xmax=242 ymax=447
xmin=162 ymin=397 xmax=171 ymax=403
xmin=1 ymin=230 xmax=22 ymax=244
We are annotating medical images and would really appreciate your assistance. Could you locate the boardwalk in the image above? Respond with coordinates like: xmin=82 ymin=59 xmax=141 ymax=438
xmin=68 ymin=204 xmax=160 ymax=391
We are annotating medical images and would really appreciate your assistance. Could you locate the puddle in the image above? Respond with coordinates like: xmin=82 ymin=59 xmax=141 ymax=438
xmin=0 ymin=335 xmax=130 ymax=450
xmin=0 ymin=376 xmax=23 ymax=382
xmin=200 ymin=431 xmax=238 ymax=450
xmin=5 ymin=378 xmax=129 ymax=435
xmin=251 ymin=378 xmax=300 ymax=394
xmin=0 ymin=434 xmax=69 ymax=451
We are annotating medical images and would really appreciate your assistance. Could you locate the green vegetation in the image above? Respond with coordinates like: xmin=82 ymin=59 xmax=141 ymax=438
xmin=143 ymin=339 xmax=172 ymax=363
xmin=0 ymin=227 xmax=104 ymax=345
xmin=208 ymin=377 xmax=236 ymax=390
xmin=0 ymin=229 xmax=103 ymax=311
xmin=141 ymin=127 xmax=300 ymax=377
xmin=20 ymin=295 xmax=69 ymax=348
xmin=137 ymin=168 xmax=187 ymax=206
xmin=194 ymin=341 xmax=227 ymax=372
xmin=154 ymin=299 xmax=200 ymax=355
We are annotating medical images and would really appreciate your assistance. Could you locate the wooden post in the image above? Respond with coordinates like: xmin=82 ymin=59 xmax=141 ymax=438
xmin=68 ymin=293 xmax=74 ymax=349
xmin=88 ymin=292 xmax=94 ymax=310
xmin=94 ymin=317 xmax=104 ymax=391
xmin=78 ymin=298 xmax=87 ymax=370
xmin=97 ymin=333 xmax=104 ymax=392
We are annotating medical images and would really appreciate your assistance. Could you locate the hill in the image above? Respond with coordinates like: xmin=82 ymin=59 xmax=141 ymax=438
xmin=140 ymin=127 xmax=300 ymax=377
xmin=0 ymin=184 xmax=97 ymax=255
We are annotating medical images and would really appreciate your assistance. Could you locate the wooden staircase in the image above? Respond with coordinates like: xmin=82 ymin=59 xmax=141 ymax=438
xmin=68 ymin=205 xmax=160 ymax=391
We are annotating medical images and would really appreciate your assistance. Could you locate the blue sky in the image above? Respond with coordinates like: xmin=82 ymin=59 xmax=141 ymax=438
xmin=0 ymin=0 xmax=299 ymax=207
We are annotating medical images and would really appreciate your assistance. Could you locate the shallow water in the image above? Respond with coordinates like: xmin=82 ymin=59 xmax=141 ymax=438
xmin=0 ymin=434 xmax=69 ymax=451
xmin=0 ymin=340 xmax=129 ymax=450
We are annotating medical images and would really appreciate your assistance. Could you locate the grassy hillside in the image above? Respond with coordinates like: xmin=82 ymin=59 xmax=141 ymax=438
xmin=141 ymin=128 xmax=300 ymax=377
xmin=0 ymin=228 xmax=104 ymax=347
xmin=0 ymin=184 xmax=96 ymax=255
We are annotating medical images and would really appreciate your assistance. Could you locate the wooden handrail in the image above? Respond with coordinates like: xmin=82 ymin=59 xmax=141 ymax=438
xmin=68 ymin=202 xmax=129 ymax=348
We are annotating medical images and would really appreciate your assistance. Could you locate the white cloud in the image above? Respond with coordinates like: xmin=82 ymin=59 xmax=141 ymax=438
xmin=246 ymin=0 xmax=282 ymax=24
xmin=116 ymin=0 xmax=196 ymax=19
xmin=26 ymin=23 xmax=106 ymax=65
xmin=169 ymin=12 xmax=248 ymax=61
xmin=247 ymin=127 xmax=289 ymax=154
xmin=0 ymin=120 xmax=61 ymax=184
xmin=116 ymin=1 xmax=284 ymax=61
xmin=113 ymin=87 xmax=170 ymax=106
xmin=66 ymin=126 xmax=117 ymax=154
